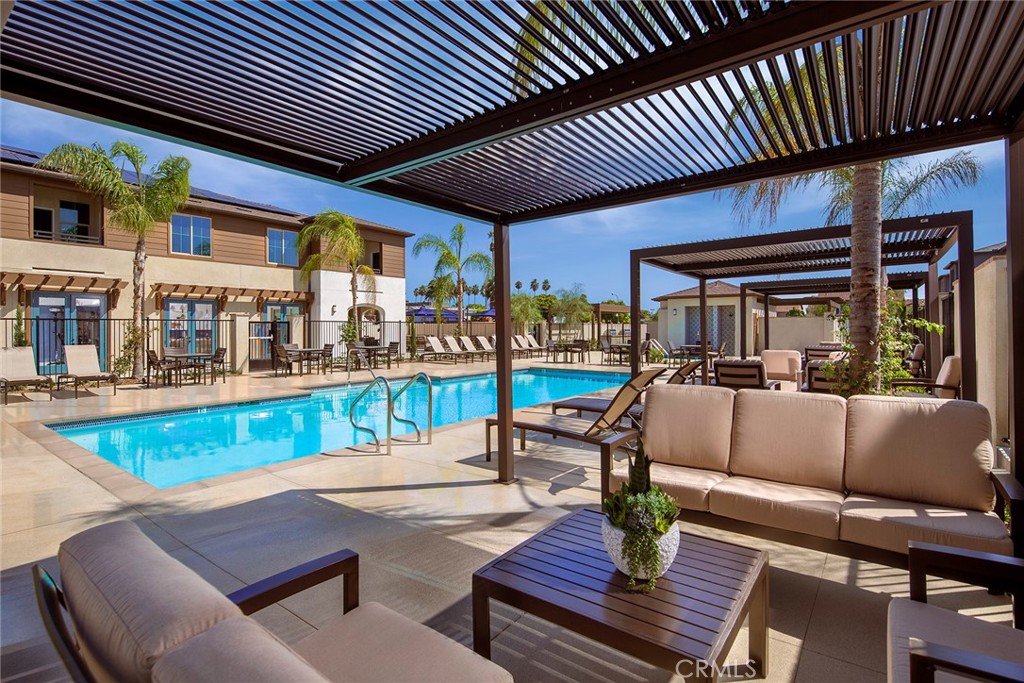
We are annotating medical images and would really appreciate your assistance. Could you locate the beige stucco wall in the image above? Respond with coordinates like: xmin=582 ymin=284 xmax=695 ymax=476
xmin=756 ymin=315 xmax=838 ymax=353
xmin=954 ymin=257 xmax=1008 ymax=442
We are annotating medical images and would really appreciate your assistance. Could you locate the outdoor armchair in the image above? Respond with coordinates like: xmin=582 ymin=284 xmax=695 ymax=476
xmin=1 ymin=347 xmax=54 ymax=404
xmin=905 ymin=343 xmax=926 ymax=378
xmin=887 ymin=542 xmax=1023 ymax=683
xmin=712 ymin=359 xmax=780 ymax=391
xmin=34 ymin=520 xmax=512 ymax=683
xmin=893 ymin=355 xmax=961 ymax=399
xmin=802 ymin=359 xmax=838 ymax=393
xmin=56 ymin=344 xmax=118 ymax=398
xmin=761 ymin=349 xmax=802 ymax=385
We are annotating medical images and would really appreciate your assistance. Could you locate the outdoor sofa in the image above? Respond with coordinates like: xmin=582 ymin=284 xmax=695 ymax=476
xmin=34 ymin=520 xmax=512 ymax=683
xmin=603 ymin=384 xmax=1022 ymax=561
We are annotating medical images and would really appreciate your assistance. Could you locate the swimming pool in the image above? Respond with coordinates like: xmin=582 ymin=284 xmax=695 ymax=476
xmin=51 ymin=368 xmax=629 ymax=489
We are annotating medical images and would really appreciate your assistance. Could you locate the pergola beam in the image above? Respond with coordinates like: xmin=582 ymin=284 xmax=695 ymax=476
xmin=338 ymin=1 xmax=935 ymax=186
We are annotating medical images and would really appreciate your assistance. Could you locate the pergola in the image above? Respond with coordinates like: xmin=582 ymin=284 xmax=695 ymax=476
xmin=737 ymin=270 xmax=929 ymax=359
xmin=1 ymin=1 xmax=1021 ymax=481
xmin=631 ymin=212 xmax=976 ymax=396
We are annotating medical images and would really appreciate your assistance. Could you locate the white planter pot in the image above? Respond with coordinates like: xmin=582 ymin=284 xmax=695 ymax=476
xmin=601 ymin=516 xmax=679 ymax=580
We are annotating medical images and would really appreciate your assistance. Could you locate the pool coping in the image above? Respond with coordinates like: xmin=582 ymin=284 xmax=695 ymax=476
xmin=12 ymin=366 xmax=629 ymax=504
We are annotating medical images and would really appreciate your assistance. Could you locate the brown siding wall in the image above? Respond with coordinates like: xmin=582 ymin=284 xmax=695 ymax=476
xmin=0 ymin=172 xmax=30 ymax=240
xmin=314 ymin=227 xmax=407 ymax=278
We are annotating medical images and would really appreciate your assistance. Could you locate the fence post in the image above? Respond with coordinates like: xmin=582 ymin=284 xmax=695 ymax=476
xmin=230 ymin=313 xmax=251 ymax=374
xmin=288 ymin=315 xmax=305 ymax=347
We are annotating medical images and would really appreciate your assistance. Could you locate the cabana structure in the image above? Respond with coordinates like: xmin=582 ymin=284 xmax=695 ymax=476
xmin=631 ymin=212 xmax=976 ymax=397
xmin=2 ymin=1 xmax=1021 ymax=481
xmin=738 ymin=270 xmax=929 ymax=359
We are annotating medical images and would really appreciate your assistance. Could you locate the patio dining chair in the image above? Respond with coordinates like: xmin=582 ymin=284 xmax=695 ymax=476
xmin=56 ymin=345 xmax=118 ymax=398
xmin=1 ymin=347 xmax=54 ymax=404
xmin=386 ymin=341 xmax=401 ymax=367
xmin=146 ymin=349 xmax=181 ymax=388
xmin=905 ymin=343 xmax=926 ymax=378
xmin=209 ymin=347 xmax=228 ymax=383
xmin=712 ymin=359 xmax=779 ymax=391
xmin=272 ymin=344 xmax=300 ymax=376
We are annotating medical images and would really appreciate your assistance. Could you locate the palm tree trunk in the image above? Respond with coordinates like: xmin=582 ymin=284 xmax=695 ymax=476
xmin=132 ymin=235 xmax=146 ymax=379
xmin=849 ymin=161 xmax=882 ymax=393
xmin=456 ymin=271 xmax=464 ymax=333
xmin=351 ymin=272 xmax=359 ymax=341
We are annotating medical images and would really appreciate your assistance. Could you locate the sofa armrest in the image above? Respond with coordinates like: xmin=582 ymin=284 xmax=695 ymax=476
xmin=599 ymin=430 xmax=639 ymax=501
xmin=909 ymin=639 xmax=1024 ymax=683
xmin=228 ymin=549 xmax=359 ymax=616
xmin=992 ymin=471 xmax=1024 ymax=559
xmin=908 ymin=543 xmax=1024 ymax=621
xmin=889 ymin=379 xmax=960 ymax=397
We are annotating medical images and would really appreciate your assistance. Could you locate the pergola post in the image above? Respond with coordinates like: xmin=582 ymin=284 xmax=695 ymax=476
xmin=956 ymin=220 xmax=977 ymax=401
xmin=699 ymin=277 xmax=708 ymax=384
xmin=763 ymin=295 xmax=771 ymax=351
xmin=739 ymin=285 xmax=748 ymax=359
xmin=1007 ymin=132 xmax=1023 ymax=481
xmin=912 ymin=286 xmax=920 ymax=320
xmin=926 ymin=262 xmax=941 ymax=379
xmin=629 ymin=253 xmax=641 ymax=377
xmin=492 ymin=221 xmax=516 ymax=485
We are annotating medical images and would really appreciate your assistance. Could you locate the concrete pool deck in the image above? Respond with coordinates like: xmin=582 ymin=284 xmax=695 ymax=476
xmin=1 ymin=359 xmax=1013 ymax=682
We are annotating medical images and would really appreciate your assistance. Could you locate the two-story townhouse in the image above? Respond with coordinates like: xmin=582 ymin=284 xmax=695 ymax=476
xmin=0 ymin=145 xmax=411 ymax=371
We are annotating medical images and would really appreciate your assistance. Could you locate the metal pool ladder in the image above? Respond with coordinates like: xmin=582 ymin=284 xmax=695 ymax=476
xmin=390 ymin=373 xmax=433 ymax=445
xmin=349 ymin=376 xmax=392 ymax=454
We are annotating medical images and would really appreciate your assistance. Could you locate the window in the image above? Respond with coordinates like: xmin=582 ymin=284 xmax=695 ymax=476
xmin=360 ymin=241 xmax=383 ymax=273
xmin=33 ymin=207 xmax=54 ymax=239
xmin=267 ymin=228 xmax=298 ymax=266
xmin=170 ymin=214 xmax=212 ymax=256
xmin=59 ymin=201 xmax=90 ymax=238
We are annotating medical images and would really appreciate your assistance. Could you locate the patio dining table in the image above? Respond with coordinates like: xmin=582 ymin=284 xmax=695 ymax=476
xmin=549 ymin=341 xmax=588 ymax=364
xmin=162 ymin=349 xmax=215 ymax=385
xmin=349 ymin=345 xmax=391 ymax=370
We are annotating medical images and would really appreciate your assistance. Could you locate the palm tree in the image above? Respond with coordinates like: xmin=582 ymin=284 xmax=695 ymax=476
xmin=38 ymin=141 xmax=191 ymax=378
xmin=529 ymin=278 xmax=539 ymax=295
xmin=515 ymin=280 xmax=523 ymax=292
xmin=412 ymin=222 xmax=491 ymax=331
xmin=510 ymin=293 xmax=542 ymax=335
xmin=553 ymin=284 xmax=591 ymax=337
xmin=542 ymin=279 xmax=551 ymax=294
xmin=428 ymin=275 xmax=455 ymax=324
xmin=722 ymin=44 xmax=980 ymax=392
xmin=297 ymin=210 xmax=376 ymax=337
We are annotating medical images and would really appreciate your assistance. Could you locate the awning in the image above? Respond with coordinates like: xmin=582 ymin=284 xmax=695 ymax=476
xmin=0 ymin=271 xmax=127 ymax=306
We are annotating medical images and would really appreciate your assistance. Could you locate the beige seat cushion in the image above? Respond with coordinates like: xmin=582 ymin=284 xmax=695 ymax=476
xmin=888 ymin=598 xmax=1024 ymax=683
xmin=293 ymin=602 xmax=513 ymax=683
xmin=152 ymin=617 xmax=328 ymax=683
xmin=610 ymin=462 xmax=728 ymax=512
xmin=761 ymin=350 xmax=801 ymax=382
xmin=840 ymin=495 xmax=1013 ymax=555
xmin=730 ymin=390 xmax=847 ymax=492
xmin=845 ymin=396 xmax=994 ymax=511
xmin=641 ymin=384 xmax=735 ymax=472
xmin=708 ymin=476 xmax=844 ymax=539
xmin=58 ymin=521 xmax=242 ymax=683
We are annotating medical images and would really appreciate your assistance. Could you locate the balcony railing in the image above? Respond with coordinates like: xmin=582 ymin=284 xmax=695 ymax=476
xmin=33 ymin=230 xmax=103 ymax=245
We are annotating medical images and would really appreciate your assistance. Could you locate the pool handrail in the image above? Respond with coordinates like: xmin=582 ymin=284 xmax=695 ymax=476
xmin=349 ymin=376 xmax=392 ymax=455
xmin=390 ymin=373 xmax=433 ymax=445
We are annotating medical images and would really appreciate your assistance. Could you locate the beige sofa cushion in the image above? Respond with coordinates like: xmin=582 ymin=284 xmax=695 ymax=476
xmin=729 ymin=390 xmax=847 ymax=492
xmin=888 ymin=598 xmax=1024 ymax=683
xmin=641 ymin=384 xmax=735 ymax=472
xmin=152 ymin=617 xmax=328 ymax=683
xmin=611 ymin=462 xmax=728 ymax=512
xmin=840 ymin=495 xmax=1012 ymax=556
xmin=761 ymin=350 xmax=801 ymax=382
xmin=293 ymin=601 xmax=512 ymax=683
xmin=845 ymin=396 xmax=995 ymax=511
xmin=708 ymin=476 xmax=844 ymax=539
xmin=58 ymin=521 xmax=242 ymax=683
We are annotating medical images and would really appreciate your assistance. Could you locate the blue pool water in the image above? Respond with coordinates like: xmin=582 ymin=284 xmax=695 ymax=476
xmin=51 ymin=369 xmax=629 ymax=489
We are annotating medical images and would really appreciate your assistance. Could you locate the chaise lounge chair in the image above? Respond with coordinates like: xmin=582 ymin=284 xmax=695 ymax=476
xmin=442 ymin=335 xmax=474 ymax=363
xmin=551 ymin=363 xmax=698 ymax=418
xmin=1 ymin=347 xmax=54 ymax=404
xmin=484 ymin=368 xmax=665 ymax=476
xmin=420 ymin=336 xmax=455 ymax=363
xmin=56 ymin=344 xmax=118 ymax=398
xmin=461 ymin=335 xmax=493 ymax=360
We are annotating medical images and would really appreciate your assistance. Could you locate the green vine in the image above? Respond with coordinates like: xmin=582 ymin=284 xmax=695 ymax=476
xmin=603 ymin=440 xmax=679 ymax=592
xmin=112 ymin=324 xmax=149 ymax=377
xmin=822 ymin=289 xmax=943 ymax=397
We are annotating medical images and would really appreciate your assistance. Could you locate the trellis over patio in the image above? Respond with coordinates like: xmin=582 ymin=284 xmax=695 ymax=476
xmin=1 ymin=1 xmax=1022 ymax=485
xmin=737 ymin=270 xmax=929 ymax=360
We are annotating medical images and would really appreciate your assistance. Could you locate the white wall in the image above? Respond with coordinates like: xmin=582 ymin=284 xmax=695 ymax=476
xmin=310 ymin=271 xmax=405 ymax=322
xmin=757 ymin=315 xmax=837 ymax=353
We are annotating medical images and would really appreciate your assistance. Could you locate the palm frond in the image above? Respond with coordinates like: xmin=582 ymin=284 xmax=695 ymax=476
xmin=462 ymin=251 xmax=492 ymax=275
xmin=297 ymin=211 xmax=362 ymax=282
xmin=883 ymin=150 xmax=981 ymax=219
xmin=143 ymin=155 xmax=191 ymax=221
xmin=37 ymin=143 xmax=129 ymax=204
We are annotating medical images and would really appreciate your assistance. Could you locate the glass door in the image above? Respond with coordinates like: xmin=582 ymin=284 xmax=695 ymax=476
xmin=30 ymin=293 xmax=108 ymax=373
xmin=264 ymin=303 xmax=301 ymax=345
xmin=164 ymin=299 xmax=218 ymax=354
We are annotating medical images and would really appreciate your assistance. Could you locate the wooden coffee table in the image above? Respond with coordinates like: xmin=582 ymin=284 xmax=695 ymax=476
xmin=472 ymin=508 xmax=769 ymax=681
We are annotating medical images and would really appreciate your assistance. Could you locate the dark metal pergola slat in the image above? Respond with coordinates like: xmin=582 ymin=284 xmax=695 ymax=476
xmin=2 ymin=0 xmax=1021 ymax=482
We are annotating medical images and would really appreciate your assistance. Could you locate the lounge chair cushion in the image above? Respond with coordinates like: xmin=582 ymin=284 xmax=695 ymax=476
xmin=839 ymin=494 xmax=1013 ymax=556
xmin=708 ymin=476 xmax=844 ymax=540
xmin=760 ymin=350 xmax=801 ymax=382
xmin=730 ymin=390 xmax=847 ymax=492
xmin=610 ymin=462 xmax=728 ymax=512
xmin=845 ymin=396 xmax=994 ymax=511
xmin=152 ymin=617 xmax=328 ymax=683
xmin=641 ymin=384 xmax=734 ymax=473
xmin=887 ymin=598 xmax=1024 ymax=683
xmin=58 ymin=521 xmax=242 ymax=683
xmin=292 ymin=601 xmax=513 ymax=683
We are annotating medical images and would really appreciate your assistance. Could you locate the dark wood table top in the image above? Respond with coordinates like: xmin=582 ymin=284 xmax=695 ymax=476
xmin=473 ymin=508 xmax=768 ymax=671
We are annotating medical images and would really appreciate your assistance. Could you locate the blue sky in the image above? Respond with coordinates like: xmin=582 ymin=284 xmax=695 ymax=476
xmin=1 ymin=99 xmax=1009 ymax=310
